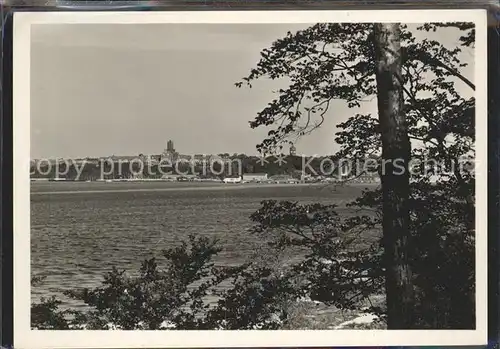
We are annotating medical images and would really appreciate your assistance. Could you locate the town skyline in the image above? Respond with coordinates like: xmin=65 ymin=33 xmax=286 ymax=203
xmin=30 ymin=139 xmax=324 ymax=160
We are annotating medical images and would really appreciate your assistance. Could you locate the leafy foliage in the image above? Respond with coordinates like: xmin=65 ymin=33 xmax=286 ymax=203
xmin=250 ymin=200 xmax=384 ymax=313
xmin=31 ymin=235 xmax=301 ymax=330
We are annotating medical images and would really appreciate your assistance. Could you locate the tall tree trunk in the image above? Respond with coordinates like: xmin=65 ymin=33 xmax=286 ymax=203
xmin=373 ymin=23 xmax=415 ymax=329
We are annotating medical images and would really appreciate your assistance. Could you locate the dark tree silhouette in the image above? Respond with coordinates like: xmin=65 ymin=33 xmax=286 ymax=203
xmin=373 ymin=23 xmax=414 ymax=329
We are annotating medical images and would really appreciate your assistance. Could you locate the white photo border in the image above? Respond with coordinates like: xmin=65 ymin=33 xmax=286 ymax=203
xmin=14 ymin=9 xmax=488 ymax=348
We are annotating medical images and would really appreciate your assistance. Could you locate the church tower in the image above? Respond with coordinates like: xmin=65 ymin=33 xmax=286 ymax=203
xmin=166 ymin=140 xmax=175 ymax=153
xmin=162 ymin=140 xmax=178 ymax=162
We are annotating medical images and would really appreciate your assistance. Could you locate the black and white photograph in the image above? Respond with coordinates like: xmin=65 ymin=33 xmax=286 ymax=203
xmin=13 ymin=9 xmax=487 ymax=348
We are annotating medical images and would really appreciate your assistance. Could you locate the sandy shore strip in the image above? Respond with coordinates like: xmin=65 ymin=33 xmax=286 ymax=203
xmin=30 ymin=182 xmax=327 ymax=195
xmin=30 ymin=182 xmax=378 ymax=195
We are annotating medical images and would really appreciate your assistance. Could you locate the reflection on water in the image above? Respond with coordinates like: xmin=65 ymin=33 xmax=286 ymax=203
xmin=31 ymin=182 xmax=366 ymax=309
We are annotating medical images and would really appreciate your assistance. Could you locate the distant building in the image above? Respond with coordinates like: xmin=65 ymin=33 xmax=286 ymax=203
xmin=166 ymin=140 xmax=175 ymax=153
xmin=242 ymin=173 xmax=268 ymax=182
xmin=223 ymin=176 xmax=242 ymax=184
xmin=161 ymin=174 xmax=198 ymax=181
xmin=161 ymin=140 xmax=178 ymax=162
xmin=355 ymin=173 xmax=380 ymax=183
xmin=269 ymin=174 xmax=298 ymax=183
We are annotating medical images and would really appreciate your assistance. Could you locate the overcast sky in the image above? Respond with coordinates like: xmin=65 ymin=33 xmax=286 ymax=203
xmin=30 ymin=23 xmax=474 ymax=159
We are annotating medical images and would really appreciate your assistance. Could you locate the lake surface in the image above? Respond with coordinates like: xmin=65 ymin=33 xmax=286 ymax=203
xmin=31 ymin=181 xmax=371 ymax=309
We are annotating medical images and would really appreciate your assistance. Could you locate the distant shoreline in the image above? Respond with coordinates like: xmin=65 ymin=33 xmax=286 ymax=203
xmin=30 ymin=181 xmax=379 ymax=195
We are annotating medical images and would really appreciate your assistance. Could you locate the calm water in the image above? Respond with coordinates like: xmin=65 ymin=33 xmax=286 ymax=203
xmin=31 ymin=181 xmax=368 ymax=308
